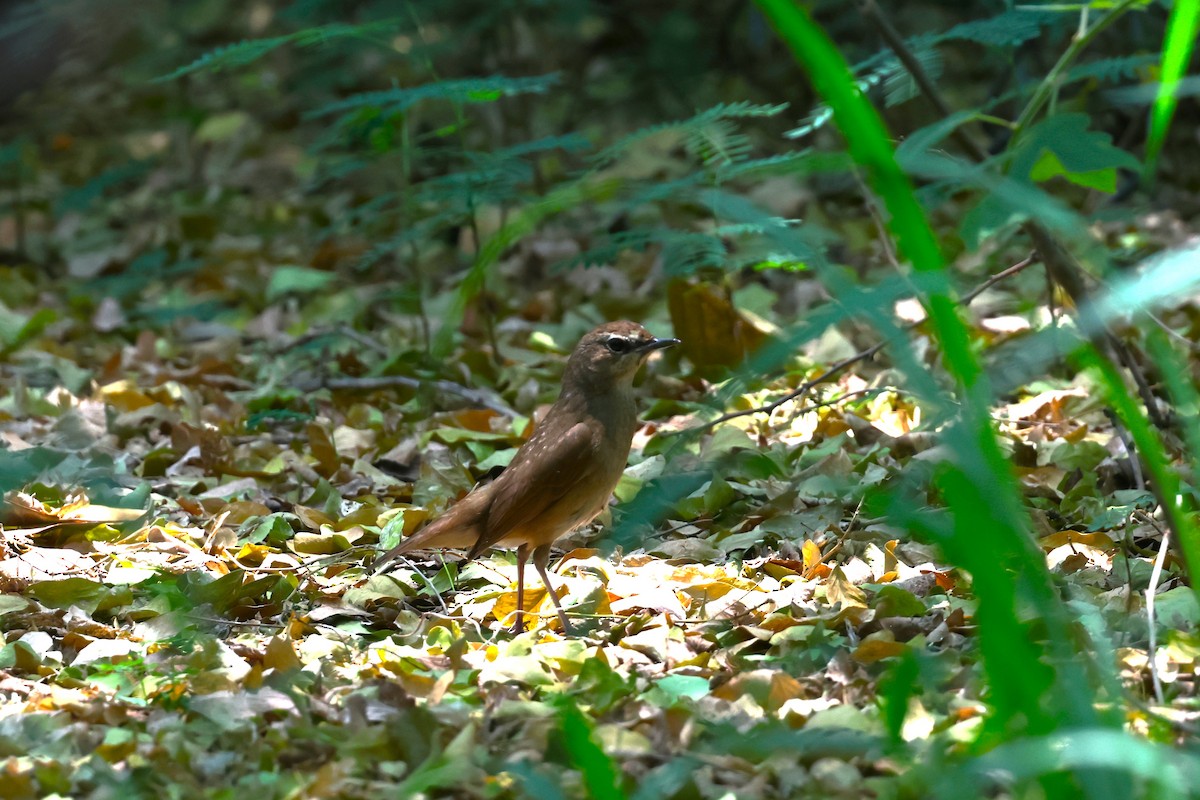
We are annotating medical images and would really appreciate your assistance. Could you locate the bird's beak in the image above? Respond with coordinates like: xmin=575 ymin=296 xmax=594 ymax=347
xmin=638 ymin=337 xmax=680 ymax=353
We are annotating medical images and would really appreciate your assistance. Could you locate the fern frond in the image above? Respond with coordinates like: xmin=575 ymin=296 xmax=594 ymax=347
xmin=157 ymin=35 xmax=299 ymax=81
xmin=157 ymin=20 xmax=402 ymax=81
xmin=552 ymin=229 xmax=667 ymax=270
xmin=622 ymin=174 xmax=708 ymax=207
xmin=592 ymin=101 xmax=788 ymax=168
xmin=884 ymin=47 xmax=944 ymax=108
xmin=716 ymin=150 xmax=852 ymax=181
xmin=785 ymin=106 xmax=835 ymax=142
xmin=554 ymin=217 xmax=795 ymax=277
xmin=56 ymin=161 xmax=151 ymax=214
xmin=417 ymin=163 xmax=530 ymax=206
xmin=661 ymin=232 xmax=728 ymax=275
xmin=317 ymin=191 xmax=401 ymax=235
xmin=354 ymin=210 xmax=466 ymax=271
xmin=488 ymin=133 xmax=592 ymax=159
xmin=709 ymin=219 xmax=798 ymax=237
xmin=306 ymin=74 xmax=562 ymax=119
xmin=686 ymin=119 xmax=754 ymax=167
xmin=786 ymin=62 xmax=891 ymax=140
xmin=939 ymin=9 xmax=1061 ymax=47
xmin=1071 ymin=54 xmax=1157 ymax=84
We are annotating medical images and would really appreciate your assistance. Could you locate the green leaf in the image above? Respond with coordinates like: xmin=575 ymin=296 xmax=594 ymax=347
xmin=244 ymin=513 xmax=295 ymax=546
xmin=1152 ymin=586 xmax=1200 ymax=631
xmin=879 ymin=650 xmax=920 ymax=744
xmin=872 ymin=585 xmax=927 ymax=618
xmin=752 ymin=0 xmax=1107 ymax=746
xmin=195 ymin=111 xmax=251 ymax=143
xmin=557 ymin=699 xmax=628 ymax=800
xmin=309 ymin=74 xmax=562 ymax=119
xmin=1019 ymin=114 xmax=1138 ymax=193
xmin=0 ymin=301 xmax=55 ymax=350
xmin=1015 ymin=114 xmax=1139 ymax=190
xmin=1030 ymin=150 xmax=1116 ymax=193
xmin=950 ymin=729 xmax=1197 ymax=798
xmin=266 ymin=266 xmax=335 ymax=301
xmin=27 ymin=579 xmax=109 ymax=613
xmin=378 ymin=509 xmax=406 ymax=551
xmin=0 ymin=595 xmax=30 ymax=615
xmin=650 ymin=674 xmax=710 ymax=704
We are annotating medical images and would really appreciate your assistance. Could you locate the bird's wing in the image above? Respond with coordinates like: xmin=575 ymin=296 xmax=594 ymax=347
xmin=468 ymin=420 xmax=597 ymax=557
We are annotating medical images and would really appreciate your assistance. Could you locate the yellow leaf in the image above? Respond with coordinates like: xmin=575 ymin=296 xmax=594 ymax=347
xmin=1038 ymin=530 xmax=1115 ymax=550
xmin=294 ymin=505 xmax=335 ymax=530
xmin=801 ymin=540 xmax=823 ymax=573
xmin=100 ymin=380 xmax=157 ymax=412
xmin=853 ymin=638 xmax=906 ymax=663
xmin=264 ymin=636 xmax=303 ymax=673
xmin=219 ymin=500 xmax=271 ymax=525
xmin=667 ymin=279 xmax=772 ymax=370
xmin=826 ymin=567 xmax=867 ymax=609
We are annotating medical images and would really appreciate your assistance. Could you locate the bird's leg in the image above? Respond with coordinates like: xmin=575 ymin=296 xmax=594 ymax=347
xmin=513 ymin=543 xmax=529 ymax=634
xmin=532 ymin=544 xmax=573 ymax=634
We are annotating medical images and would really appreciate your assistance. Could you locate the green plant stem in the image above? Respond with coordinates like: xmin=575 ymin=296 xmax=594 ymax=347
xmin=1011 ymin=0 xmax=1143 ymax=144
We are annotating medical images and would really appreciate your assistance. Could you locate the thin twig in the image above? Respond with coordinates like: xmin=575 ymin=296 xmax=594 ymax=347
xmin=377 ymin=553 xmax=452 ymax=616
xmin=862 ymin=0 xmax=1170 ymax=437
xmin=1104 ymin=408 xmax=1146 ymax=491
xmin=958 ymin=254 xmax=1038 ymax=305
xmin=1148 ymin=311 xmax=1200 ymax=352
xmin=276 ymin=325 xmax=388 ymax=355
xmin=292 ymin=374 xmax=517 ymax=417
xmin=859 ymin=0 xmax=991 ymax=163
xmin=336 ymin=325 xmax=390 ymax=355
xmin=187 ymin=615 xmax=287 ymax=630
xmin=681 ymin=253 xmax=1041 ymax=433
xmin=282 ymin=326 xmax=517 ymax=415
xmin=853 ymin=167 xmax=903 ymax=270
xmin=1146 ymin=524 xmax=1170 ymax=705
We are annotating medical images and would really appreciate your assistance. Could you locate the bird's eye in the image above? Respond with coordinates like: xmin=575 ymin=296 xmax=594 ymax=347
xmin=605 ymin=337 xmax=633 ymax=354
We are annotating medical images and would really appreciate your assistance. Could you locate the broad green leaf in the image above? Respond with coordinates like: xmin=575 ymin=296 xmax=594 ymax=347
xmin=1030 ymin=150 xmax=1117 ymax=193
xmin=0 ymin=302 xmax=55 ymax=350
xmin=27 ymin=578 xmax=109 ymax=613
xmin=558 ymin=699 xmax=628 ymax=800
xmin=873 ymin=585 xmax=927 ymax=618
xmin=195 ymin=111 xmax=251 ymax=143
xmin=266 ymin=266 xmax=335 ymax=301
xmin=378 ymin=509 xmax=407 ymax=551
xmin=1018 ymin=115 xmax=1138 ymax=193
xmin=1152 ymin=586 xmax=1200 ymax=631
xmin=0 ymin=595 xmax=30 ymax=615
xmin=651 ymin=674 xmax=711 ymax=704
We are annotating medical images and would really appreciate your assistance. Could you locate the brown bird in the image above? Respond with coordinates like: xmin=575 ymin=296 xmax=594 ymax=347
xmin=373 ymin=321 xmax=679 ymax=633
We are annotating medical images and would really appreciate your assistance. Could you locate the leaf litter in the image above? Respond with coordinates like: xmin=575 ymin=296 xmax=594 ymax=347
xmin=1 ymin=28 xmax=1197 ymax=800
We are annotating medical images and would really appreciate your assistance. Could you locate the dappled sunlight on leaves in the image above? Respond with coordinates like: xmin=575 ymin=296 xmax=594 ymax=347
xmin=1 ymin=2 xmax=1198 ymax=796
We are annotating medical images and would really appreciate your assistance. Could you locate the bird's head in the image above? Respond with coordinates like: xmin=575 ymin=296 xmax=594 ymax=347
xmin=563 ymin=321 xmax=679 ymax=392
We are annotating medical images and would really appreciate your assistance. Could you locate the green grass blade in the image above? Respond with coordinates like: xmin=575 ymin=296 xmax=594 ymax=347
xmin=1145 ymin=0 xmax=1200 ymax=179
xmin=1077 ymin=341 xmax=1200 ymax=601
xmin=558 ymin=699 xmax=628 ymax=800
xmin=753 ymin=0 xmax=1108 ymax=753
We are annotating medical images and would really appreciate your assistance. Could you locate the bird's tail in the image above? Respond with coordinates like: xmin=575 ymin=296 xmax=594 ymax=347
xmin=371 ymin=514 xmax=481 ymax=573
